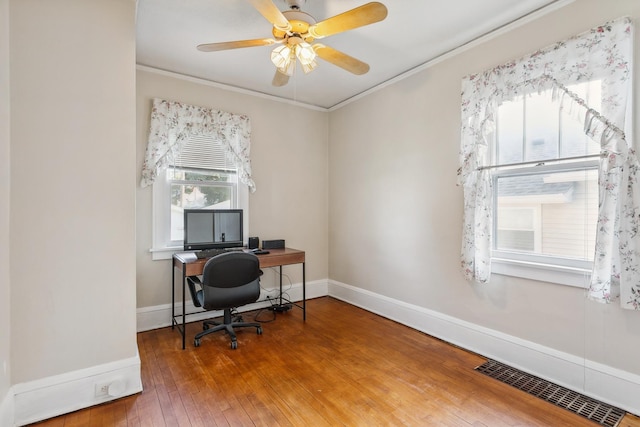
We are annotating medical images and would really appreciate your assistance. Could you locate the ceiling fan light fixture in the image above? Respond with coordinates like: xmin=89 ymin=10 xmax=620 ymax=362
xmin=271 ymin=45 xmax=295 ymax=76
xmin=294 ymin=41 xmax=316 ymax=66
xmin=270 ymin=44 xmax=292 ymax=69
xmin=300 ymin=59 xmax=317 ymax=74
xmin=201 ymin=0 xmax=388 ymax=86
xmin=277 ymin=59 xmax=295 ymax=76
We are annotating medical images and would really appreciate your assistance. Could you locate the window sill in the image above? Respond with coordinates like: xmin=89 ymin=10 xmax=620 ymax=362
xmin=149 ymin=246 xmax=182 ymax=261
xmin=491 ymin=257 xmax=591 ymax=288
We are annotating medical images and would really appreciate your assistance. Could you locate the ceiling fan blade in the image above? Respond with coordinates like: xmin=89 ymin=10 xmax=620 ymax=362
xmin=197 ymin=38 xmax=277 ymax=52
xmin=246 ymin=0 xmax=292 ymax=32
xmin=272 ymin=70 xmax=290 ymax=87
xmin=308 ymin=2 xmax=387 ymax=39
xmin=313 ymin=44 xmax=370 ymax=75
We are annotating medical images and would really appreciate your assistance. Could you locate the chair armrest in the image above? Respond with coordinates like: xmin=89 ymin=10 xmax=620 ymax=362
xmin=186 ymin=276 xmax=202 ymax=307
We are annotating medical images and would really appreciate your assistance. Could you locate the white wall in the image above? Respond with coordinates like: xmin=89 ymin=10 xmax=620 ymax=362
xmin=328 ymin=0 xmax=640 ymax=389
xmin=9 ymin=0 xmax=138 ymax=405
xmin=0 ymin=0 xmax=11 ymax=422
xmin=136 ymin=69 xmax=329 ymax=312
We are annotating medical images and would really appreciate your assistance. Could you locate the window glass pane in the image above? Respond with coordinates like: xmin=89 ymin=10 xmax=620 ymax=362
xmin=496 ymin=207 xmax=535 ymax=251
xmin=496 ymin=96 xmax=524 ymax=164
xmin=498 ymin=207 xmax=534 ymax=230
xmin=495 ymin=80 xmax=601 ymax=167
xmin=170 ymin=184 xmax=232 ymax=209
xmin=525 ymin=90 xmax=559 ymax=162
xmin=167 ymin=168 xmax=236 ymax=242
xmin=495 ymin=168 xmax=598 ymax=261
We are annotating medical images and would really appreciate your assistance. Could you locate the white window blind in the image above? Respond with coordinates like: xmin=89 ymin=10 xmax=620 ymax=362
xmin=172 ymin=135 xmax=236 ymax=172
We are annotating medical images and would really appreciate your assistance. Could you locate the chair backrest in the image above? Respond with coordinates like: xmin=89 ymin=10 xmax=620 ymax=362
xmin=200 ymin=252 xmax=261 ymax=311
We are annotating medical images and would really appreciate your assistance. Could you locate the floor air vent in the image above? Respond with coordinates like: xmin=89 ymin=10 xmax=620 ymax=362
xmin=475 ymin=360 xmax=625 ymax=427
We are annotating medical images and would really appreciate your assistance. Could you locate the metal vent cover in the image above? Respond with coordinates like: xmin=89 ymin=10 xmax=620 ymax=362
xmin=475 ymin=360 xmax=625 ymax=427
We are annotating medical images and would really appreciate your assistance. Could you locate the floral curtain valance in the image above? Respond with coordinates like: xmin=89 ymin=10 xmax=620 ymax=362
xmin=459 ymin=17 xmax=633 ymax=185
xmin=140 ymin=98 xmax=256 ymax=192
xmin=457 ymin=17 xmax=639 ymax=310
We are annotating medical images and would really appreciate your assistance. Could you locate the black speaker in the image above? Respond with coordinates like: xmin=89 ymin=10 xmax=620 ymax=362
xmin=262 ymin=239 xmax=285 ymax=249
xmin=248 ymin=236 xmax=259 ymax=249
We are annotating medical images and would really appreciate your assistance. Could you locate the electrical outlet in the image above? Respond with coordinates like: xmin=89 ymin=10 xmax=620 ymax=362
xmin=95 ymin=381 xmax=111 ymax=397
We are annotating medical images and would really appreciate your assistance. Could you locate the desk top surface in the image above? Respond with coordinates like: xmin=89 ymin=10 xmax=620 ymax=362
xmin=174 ymin=247 xmax=304 ymax=271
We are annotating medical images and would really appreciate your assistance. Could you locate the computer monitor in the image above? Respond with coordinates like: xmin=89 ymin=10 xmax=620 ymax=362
xmin=183 ymin=209 xmax=243 ymax=251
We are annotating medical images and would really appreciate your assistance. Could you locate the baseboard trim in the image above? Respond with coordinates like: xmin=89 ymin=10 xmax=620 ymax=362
xmin=328 ymin=279 xmax=640 ymax=416
xmin=137 ymin=279 xmax=329 ymax=332
xmin=12 ymin=353 xmax=143 ymax=426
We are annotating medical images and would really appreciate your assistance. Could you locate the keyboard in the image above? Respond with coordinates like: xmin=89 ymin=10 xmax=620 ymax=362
xmin=195 ymin=248 xmax=243 ymax=259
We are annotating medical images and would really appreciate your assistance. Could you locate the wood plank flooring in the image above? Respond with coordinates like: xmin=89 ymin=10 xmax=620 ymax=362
xmin=31 ymin=297 xmax=640 ymax=426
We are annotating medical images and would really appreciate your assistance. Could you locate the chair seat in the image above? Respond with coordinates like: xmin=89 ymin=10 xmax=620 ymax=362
xmin=186 ymin=252 xmax=263 ymax=349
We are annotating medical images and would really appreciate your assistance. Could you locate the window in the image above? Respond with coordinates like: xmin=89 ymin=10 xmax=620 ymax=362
xmin=489 ymin=81 xmax=600 ymax=285
xmin=151 ymin=135 xmax=249 ymax=260
xmin=459 ymin=18 xmax=637 ymax=307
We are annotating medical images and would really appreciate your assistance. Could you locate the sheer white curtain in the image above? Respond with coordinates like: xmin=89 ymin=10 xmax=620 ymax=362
xmin=140 ymin=98 xmax=256 ymax=192
xmin=457 ymin=17 xmax=640 ymax=309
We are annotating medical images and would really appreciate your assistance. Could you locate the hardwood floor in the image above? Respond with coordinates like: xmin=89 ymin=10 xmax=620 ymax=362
xmin=32 ymin=297 xmax=640 ymax=426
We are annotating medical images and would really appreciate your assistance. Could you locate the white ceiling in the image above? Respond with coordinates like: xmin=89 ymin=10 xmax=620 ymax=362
xmin=136 ymin=0 xmax=560 ymax=109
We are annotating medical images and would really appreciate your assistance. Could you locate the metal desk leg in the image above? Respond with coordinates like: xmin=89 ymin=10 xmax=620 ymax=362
xmin=182 ymin=268 xmax=186 ymax=349
xmin=171 ymin=264 xmax=175 ymax=329
xmin=303 ymin=261 xmax=306 ymax=321
xmin=279 ymin=265 xmax=283 ymax=306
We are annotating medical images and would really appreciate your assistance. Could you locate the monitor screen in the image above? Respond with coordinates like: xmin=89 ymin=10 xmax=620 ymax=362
xmin=183 ymin=209 xmax=243 ymax=251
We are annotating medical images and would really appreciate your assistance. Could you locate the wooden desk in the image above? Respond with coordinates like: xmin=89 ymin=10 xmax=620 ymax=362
xmin=172 ymin=248 xmax=306 ymax=349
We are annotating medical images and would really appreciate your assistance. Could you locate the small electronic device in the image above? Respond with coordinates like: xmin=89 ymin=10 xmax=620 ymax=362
xmin=262 ymin=239 xmax=285 ymax=249
xmin=250 ymin=248 xmax=270 ymax=255
xmin=248 ymin=236 xmax=259 ymax=249
xmin=184 ymin=209 xmax=244 ymax=251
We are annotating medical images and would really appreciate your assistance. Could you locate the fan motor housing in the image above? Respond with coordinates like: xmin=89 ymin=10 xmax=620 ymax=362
xmin=273 ymin=10 xmax=316 ymax=41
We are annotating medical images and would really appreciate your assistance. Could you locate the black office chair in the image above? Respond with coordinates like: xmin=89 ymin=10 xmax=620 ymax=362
xmin=186 ymin=252 xmax=263 ymax=349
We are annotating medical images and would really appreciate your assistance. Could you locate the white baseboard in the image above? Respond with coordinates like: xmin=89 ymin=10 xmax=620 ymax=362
xmin=12 ymin=353 xmax=142 ymax=426
xmin=328 ymin=279 xmax=640 ymax=416
xmin=137 ymin=279 xmax=329 ymax=332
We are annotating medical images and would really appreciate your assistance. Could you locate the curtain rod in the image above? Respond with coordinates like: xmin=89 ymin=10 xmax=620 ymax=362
xmin=477 ymin=153 xmax=601 ymax=171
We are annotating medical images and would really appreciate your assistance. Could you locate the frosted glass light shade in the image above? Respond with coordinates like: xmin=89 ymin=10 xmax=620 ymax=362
xmin=271 ymin=45 xmax=292 ymax=69
xmin=301 ymin=59 xmax=317 ymax=74
xmin=294 ymin=42 xmax=316 ymax=65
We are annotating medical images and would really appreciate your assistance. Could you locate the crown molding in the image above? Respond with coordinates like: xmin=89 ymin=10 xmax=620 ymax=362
xmin=136 ymin=64 xmax=329 ymax=112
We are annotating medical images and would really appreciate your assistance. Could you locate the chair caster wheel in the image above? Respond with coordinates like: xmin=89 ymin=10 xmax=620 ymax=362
xmin=257 ymin=327 xmax=263 ymax=335
xmin=194 ymin=339 xmax=201 ymax=347
xmin=230 ymin=341 xmax=238 ymax=350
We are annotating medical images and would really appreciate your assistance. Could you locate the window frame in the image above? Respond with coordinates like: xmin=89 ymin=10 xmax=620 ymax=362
xmin=149 ymin=135 xmax=250 ymax=261
xmin=489 ymin=86 xmax=601 ymax=288
xmin=491 ymin=161 xmax=599 ymax=288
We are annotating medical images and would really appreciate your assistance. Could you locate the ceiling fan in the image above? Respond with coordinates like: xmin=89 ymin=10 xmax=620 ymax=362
xmin=197 ymin=0 xmax=388 ymax=87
